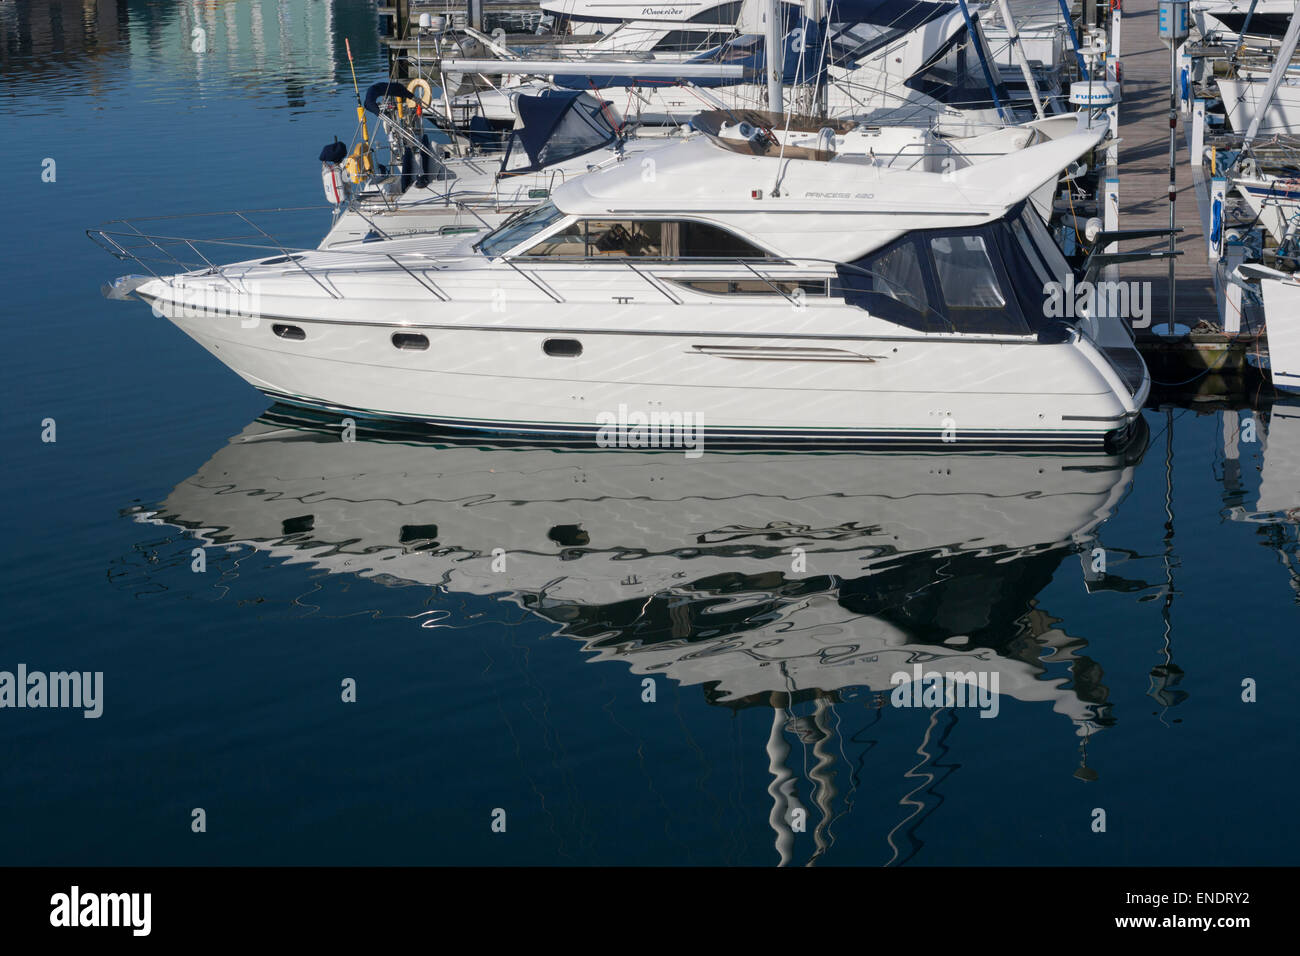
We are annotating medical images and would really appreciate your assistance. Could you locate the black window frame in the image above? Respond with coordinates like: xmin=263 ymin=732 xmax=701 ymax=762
xmin=835 ymin=200 xmax=1061 ymax=337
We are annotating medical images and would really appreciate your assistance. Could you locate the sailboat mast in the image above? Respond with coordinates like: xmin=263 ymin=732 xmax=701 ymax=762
xmin=765 ymin=0 xmax=785 ymax=114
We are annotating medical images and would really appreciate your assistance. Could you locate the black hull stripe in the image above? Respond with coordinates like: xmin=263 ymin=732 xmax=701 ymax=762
xmin=259 ymin=390 xmax=1130 ymax=451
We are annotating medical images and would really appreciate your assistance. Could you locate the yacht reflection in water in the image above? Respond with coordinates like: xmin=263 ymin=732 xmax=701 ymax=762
xmin=138 ymin=407 xmax=1149 ymax=865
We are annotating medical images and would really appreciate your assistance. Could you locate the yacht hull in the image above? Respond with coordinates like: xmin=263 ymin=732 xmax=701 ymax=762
xmin=140 ymin=288 xmax=1147 ymax=450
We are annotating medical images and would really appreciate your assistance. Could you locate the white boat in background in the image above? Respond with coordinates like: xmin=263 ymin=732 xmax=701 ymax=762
xmin=1216 ymin=75 xmax=1300 ymax=134
xmin=110 ymin=109 xmax=1146 ymax=450
xmin=320 ymin=78 xmax=1075 ymax=246
xmin=539 ymin=0 xmax=757 ymax=52
xmin=447 ymin=1 xmax=1055 ymax=136
xmin=318 ymin=88 xmax=678 ymax=247
xmin=1238 ymin=264 xmax=1300 ymax=393
xmin=1232 ymin=172 xmax=1300 ymax=243
xmin=1193 ymin=0 xmax=1298 ymax=43
xmin=984 ymin=0 xmax=1069 ymax=74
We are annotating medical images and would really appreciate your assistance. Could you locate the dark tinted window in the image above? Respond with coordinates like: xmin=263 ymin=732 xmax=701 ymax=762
xmin=522 ymin=220 xmax=768 ymax=259
xmin=688 ymin=2 xmax=742 ymax=24
xmin=679 ymin=221 xmax=767 ymax=258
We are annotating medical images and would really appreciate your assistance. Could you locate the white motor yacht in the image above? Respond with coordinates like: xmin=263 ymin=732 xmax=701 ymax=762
xmin=115 ymin=109 xmax=1147 ymax=450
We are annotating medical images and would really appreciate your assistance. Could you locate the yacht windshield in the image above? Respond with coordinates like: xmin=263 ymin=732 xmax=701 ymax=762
xmin=476 ymin=201 xmax=567 ymax=257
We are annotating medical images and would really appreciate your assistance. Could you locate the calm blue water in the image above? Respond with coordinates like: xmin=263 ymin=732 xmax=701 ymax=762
xmin=1 ymin=0 xmax=1297 ymax=867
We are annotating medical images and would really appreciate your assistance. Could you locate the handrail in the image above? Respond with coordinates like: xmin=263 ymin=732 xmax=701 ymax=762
xmin=502 ymin=257 xmax=564 ymax=303
xmin=234 ymin=212 xmax=341 ymax=300
xmin=90 ymin=215 xmax=971 ymax=329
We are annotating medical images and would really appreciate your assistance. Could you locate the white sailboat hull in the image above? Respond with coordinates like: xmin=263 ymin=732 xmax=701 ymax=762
xmin=1260 ymin=275 xmax=1300 ymax=393
xmin=1216 ymin=76 xmax=1300 ymax=135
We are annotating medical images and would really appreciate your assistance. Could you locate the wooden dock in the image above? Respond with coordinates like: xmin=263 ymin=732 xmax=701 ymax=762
xmin=1115 ymin=0 xmax=1259 ymax=390
xmin=1117 ymin=0 xmax=1216 ymax=325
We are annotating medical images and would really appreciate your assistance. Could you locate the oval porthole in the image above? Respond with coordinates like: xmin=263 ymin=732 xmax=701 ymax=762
xmin=260 ymin=254 xmax=305 ymax=265
xmin=272 ymin=324 xmax=305 ymax=340
xmin=543 ymin=338 xmax=582 ymax=358
xmin=392 ymin=332 xmax=429 ymax=351
xmin=547 ymin=524 xmax=590 ymax=547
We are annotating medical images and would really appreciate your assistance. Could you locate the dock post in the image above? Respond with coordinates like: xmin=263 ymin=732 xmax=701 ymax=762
xmin=1104 ymin=168 xmax=1120 ymax=284
xmin=1107 ymin=101 xmax=1120 ymax=166
xmin=1111 ymin=7 xmax=1122 ymax=66
xmin=1218 ymin=243 xmax=1243 ymax=334
xmin=1106 ymin=5 xmax=1121 ymax=167
xmin=1190 ymin=98 xmax=1205 ymax=166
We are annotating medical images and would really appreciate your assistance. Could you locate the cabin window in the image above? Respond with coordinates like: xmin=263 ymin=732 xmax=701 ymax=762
xmin=392 ymin=332 xmax=430 ymax=350
xmin=652 ymin=29 xmax=730 ymax=51
xmin=929 ymin=236 xmax=1006 ymax=309
xmin=836 ymin=216 xmax=1042 ymax=336
xmin=272 ymin=324 xmax=306 ymax=340
xmin=672 ymin=278 xmax=829 ymax=296
xmin=586 ymin=220 xmax=664 ymax=257
xmin=524 ymin=222 xmax=585 ymax=257
xmin=1010 ymin=215 xmax=1053 ymax=287
xmin=476 ymin=200 xmax=567 ymax=257
xmin=678 ymin=221 xmax=766 ymax=258
xmin=870 ymin=241 xmax=931 ymax=316
xmin=521 ymin=219 xmax=769 ymax=260
xmin=687 ymin=1 xmax=743 ymax=24
xmin=1019 ymin=203 xmax=1071 ymax=281
xmin=832 ymin=238 xmax=940 ymax=331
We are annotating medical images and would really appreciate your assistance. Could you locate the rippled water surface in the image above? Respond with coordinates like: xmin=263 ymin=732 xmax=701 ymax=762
xmin=1 ymin=0 xmax=1297 ymax=866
